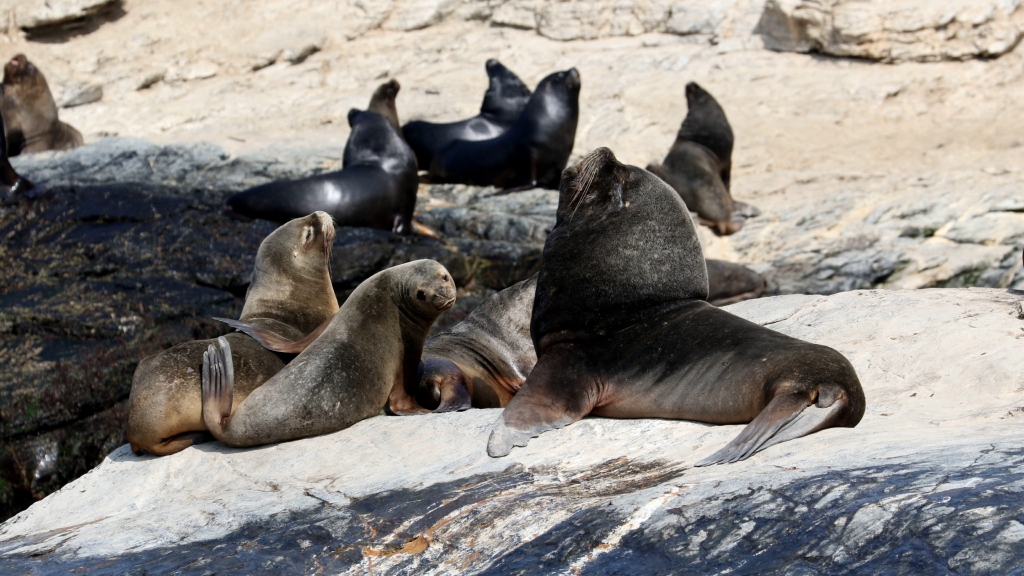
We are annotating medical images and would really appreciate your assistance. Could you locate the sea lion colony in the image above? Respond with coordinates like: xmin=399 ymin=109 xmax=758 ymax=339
xmin=3 ymin=54 xmax=858 ymax=464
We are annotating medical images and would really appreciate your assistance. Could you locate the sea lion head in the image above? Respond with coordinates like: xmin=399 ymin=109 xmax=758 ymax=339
xmin=399 ymin=260 xmax=456 ymax=319
xmin=240 ymin=211 xmax=339 ymax=332
xmin=480 ymin=59 xmax=531 ymax=123
xmin=3 ymin=55 xmax=38 ymax=87
xmin=367 ymin=79 xmax=401 ymax=130
xmin=532 ymin=148 xmax=708 ymax=342
xmin=343 ymin=107 xmax=415 ymax=172
xmin=1 ymin=54 xmax=57 ymax=129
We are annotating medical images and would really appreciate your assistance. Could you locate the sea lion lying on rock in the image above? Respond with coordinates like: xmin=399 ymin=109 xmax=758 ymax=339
xmin=403 ymin=59 xmax=532 ymax=170
xmin=127 ymin=212 xmax=339 ymax=456
xmin=201 ymin=260 xmax=456 ymax=447
xmin=487 ymin=148 xmax=865 ymax=465
xmin=226 ymin=81 xmax=420 ymax=234
xmin=647 ymin=82 xmax=758 ymax=235
xmin=1 ymin=54 xmax=83 ymax=156
xmin=427 ymin=68 xmax=580 ymax=191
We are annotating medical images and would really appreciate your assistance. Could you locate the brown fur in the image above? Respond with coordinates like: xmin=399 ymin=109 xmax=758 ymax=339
xmin=2 ymin=54 xmax=83 ymax=156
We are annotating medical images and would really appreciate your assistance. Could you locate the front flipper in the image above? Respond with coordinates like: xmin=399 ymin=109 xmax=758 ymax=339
xmin=213 ymin=317 xmax=329 ymax=354
xmin=695 ymin=391 xmax=848 ymax=466
xmin=434 ymin=379 xmax=472 ymax=413
xmin=201 ymin=336 xmax=235 ymax=439
xmin=487 ymin=346 xmax=597 ymax=457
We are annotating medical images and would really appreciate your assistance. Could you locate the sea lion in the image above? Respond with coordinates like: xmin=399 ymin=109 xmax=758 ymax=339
xmin=368 ymin=79 xmax=401 ymax=131
xmin=706 ymin=259 xmax=765 ymax=306
xmin=402 ymin=59 xmax=532 ymax=170
xmin=487 ymin=148 xmax=865 ymax=465
xmin=416 ymin=274 xmax=537 ymax=411
xmin=200 ymin=260 xmax=456 ymax=447
xmin=0 ymin=92 xmax=33 ymax=200
xmin=226 ymin=81 xmax=419 ymax=233
xmin=1 ymin=54 xmax=83 ymax=156
xmin=126 ymin=212 xmax=339 ymax=456
xmin=648 ymin=82 xmax=761 ymax=235
xmin=427 ymin=68 xmax=580 ymax=191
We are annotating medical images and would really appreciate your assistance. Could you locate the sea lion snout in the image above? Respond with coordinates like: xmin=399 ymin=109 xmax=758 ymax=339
xmin=565 ymin=67 xmax=581 ymax=90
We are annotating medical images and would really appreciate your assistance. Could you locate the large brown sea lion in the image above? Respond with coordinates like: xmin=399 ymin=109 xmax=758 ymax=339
xmin=126 ymin=212 xmax=338 ymax=456
xmin=487 ymin=148 xmax=865 ymax=465
xmin=1 ymin=54 xmax=83 ymax=156
xmin=200 ymin=260 xmax=456 ymax=447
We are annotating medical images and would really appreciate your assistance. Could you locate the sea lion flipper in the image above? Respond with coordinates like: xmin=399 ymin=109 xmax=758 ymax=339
xmin=201 ymin=337 xmax=234 ymax=437
xmin=411 ymin=220 xmax=441 ymax=239
xmin=486 ymin=349 xmax=594 ymax=457
xmin=213 ymin=316 xmax=328 ymax=354
xmin=434 ymin=380 xmax=472 ymax=413
xmin=695 ymin=392 xmax=847 ymax=467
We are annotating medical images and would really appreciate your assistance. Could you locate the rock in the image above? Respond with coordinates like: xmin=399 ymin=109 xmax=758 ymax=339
xmin=56 ymin=80 xmax=103 ymax=108
xmin=12 ymin=0 xmax=118 ymax=30
xmin=134 ymin=69 xmax=165 ymax=90
xmin=2 ymin=288 xmax=1023 ymax=573
xmin=757 ymin=0 xmax=1024 ymax=62
xmin=184 ymin=61 xmax=219 ymax=81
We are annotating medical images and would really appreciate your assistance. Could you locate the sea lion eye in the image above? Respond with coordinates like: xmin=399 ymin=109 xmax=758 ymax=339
xmin=442 ymin=274 xmax=449 ymax=282
xmin=302 ymin=226 xmax=313 ymax=245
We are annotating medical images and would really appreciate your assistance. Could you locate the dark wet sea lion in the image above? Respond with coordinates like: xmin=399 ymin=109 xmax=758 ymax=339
xmin=416 ymin=274 xmax=537 ymax=411
xmin=675 ymin=82 xmax=733 ymax=190
xmin=402 ymin=59 xmax=532 ymax=170
xmin=427 ymin=68 xmax=580 ymax=191
xmin=487 ymin=148 xmax=865 ymax=465
xmin=1 ymin=54 xmax=83 ymax=156
xmin=126 ymin=212 xmax=338 ymax=456
xmin=200 ymin=260 xmax=456 ymax=447
xmin=706 ymin=259 xmax=765 ymax=306
xmin=0 ymin=92 xmax=33 ymax=200
xmin=226 ymin=81 xmax=419 ymax=233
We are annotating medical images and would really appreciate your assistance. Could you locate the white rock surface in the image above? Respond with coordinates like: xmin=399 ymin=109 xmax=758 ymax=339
xmin=6 ymin=0 xmax=118 ymax=30
xmin=758 ymin=0 xmax=1024 ymax=62
xmin=2 ymin=288 xmax=1023 ymax=573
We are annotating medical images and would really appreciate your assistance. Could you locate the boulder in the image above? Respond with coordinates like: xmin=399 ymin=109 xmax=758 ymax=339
xmin=10 ymin=0 xmax=119 ymax=31
xmin=1 ymin=288 xmax=1023 ymax=573
xmin=756 ymin=0 xmax=1024 ymax=62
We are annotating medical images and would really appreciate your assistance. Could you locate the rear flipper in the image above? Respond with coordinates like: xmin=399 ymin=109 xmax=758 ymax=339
xmin=411 ymin=220 xmax=441 ymax=239
xmin=213 ymin=316 xmax=328 ymax=354
xmin=201 ymin=337 xmax=235 ymax=439
xmin=487 ymin=346 xmax=596 ymax=457
xmin=695 ymin=390 xmax=848 ymax=467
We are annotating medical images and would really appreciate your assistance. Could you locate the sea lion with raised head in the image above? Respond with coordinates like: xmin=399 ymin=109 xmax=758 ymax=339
xmin=126 ymin=212 xmax=338 ymax=456
xmin=226 ymin=81 xmax=419 ymax=234
xmin=487 ymin=148 xmax=864 ymax=465
xmin=648 ymin=82 xmax=760 ymax=235
xmin=1 ymin=54 xmax=83 ymax=156
xmin=201 ymin=260 xmax=456 ymax=447
xmin=368 ymin=79 xmax=402 ymax=130
xmin=427 ymin=68 xmax=580 ymax=191
xmin=402 ymin=59 xmax=532 ymax=170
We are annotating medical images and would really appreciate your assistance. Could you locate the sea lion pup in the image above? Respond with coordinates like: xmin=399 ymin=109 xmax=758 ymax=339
xmin=402 ymin=59 xmax=532 ymax=170
xmin=487 ymin=148 xmax=865 ymax=465
xmin=201 ymin=260 xmax=456 ymax=447
xmin=428 ymin=67 xmax=580 ymax=191
xmin=0 ymin=93 xmax=34 ymax=200
xmin=1 ymin=54 xmax=83 ymax=156
xmin=706 ymin=259 xmax=766 ymax=306
xmin=126 ymin=212 xmax=338 ymax=456
xmin=226 ymin=81 xmax=419 ymax=233
xmin=416 ymin=274 xmax=537 ymax=412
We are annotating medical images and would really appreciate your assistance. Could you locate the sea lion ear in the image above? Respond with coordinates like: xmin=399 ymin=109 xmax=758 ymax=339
xmin=347 ymin=109 xmax=362 ymax=127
